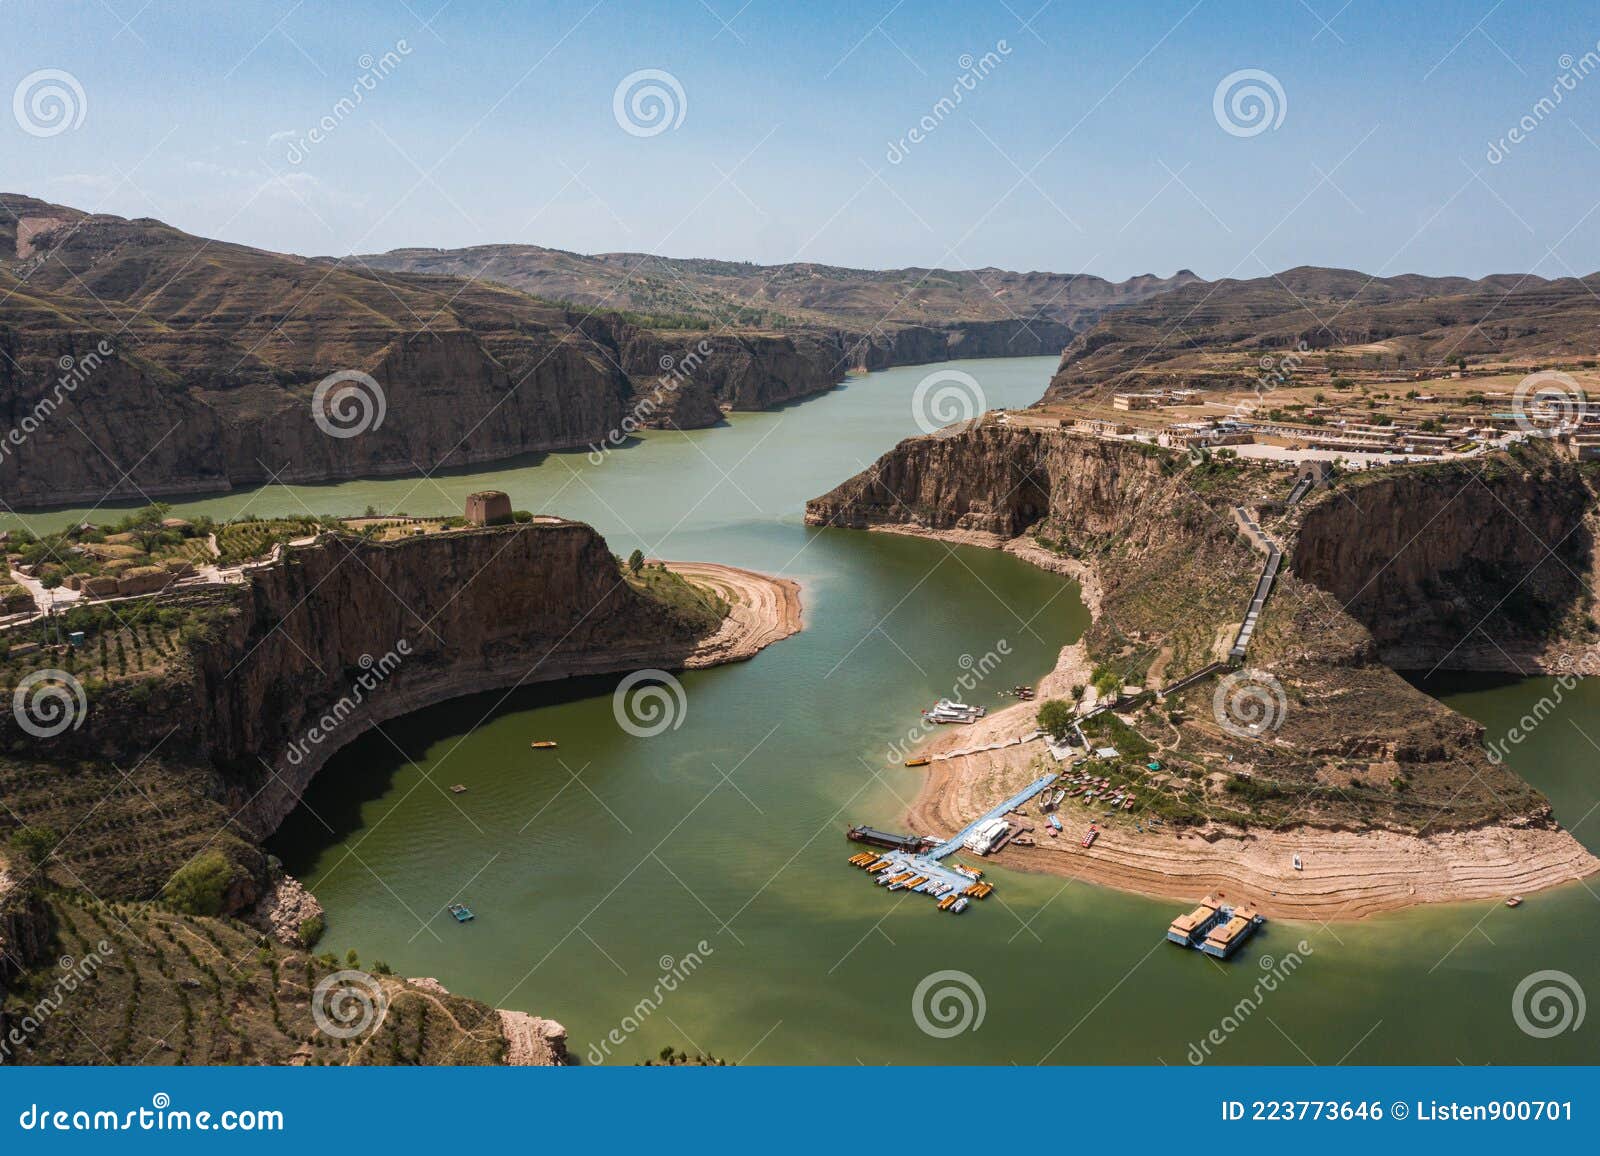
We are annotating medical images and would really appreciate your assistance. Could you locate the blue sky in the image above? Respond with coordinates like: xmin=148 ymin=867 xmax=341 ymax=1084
xmin=5 ymin=0 xmax=1600 ymax=280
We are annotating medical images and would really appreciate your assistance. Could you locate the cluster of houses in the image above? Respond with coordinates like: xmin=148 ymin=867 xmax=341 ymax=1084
xmin=1069 ymin=386 xmax=1600 ymax=460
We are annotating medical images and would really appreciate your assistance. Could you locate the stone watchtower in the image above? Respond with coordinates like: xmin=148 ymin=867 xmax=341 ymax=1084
xmin=465 ymin=490 xmax=513 ymax=526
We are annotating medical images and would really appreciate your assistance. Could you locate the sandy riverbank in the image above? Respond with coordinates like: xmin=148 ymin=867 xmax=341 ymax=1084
xmin=665 ymin=561 xmax=804 ymax=665
xmin=894 ymin=550 xmax=1600 ymax=920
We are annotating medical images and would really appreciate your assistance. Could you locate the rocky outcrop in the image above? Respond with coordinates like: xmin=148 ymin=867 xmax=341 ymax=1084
xmin=806 ymin=420 xmax=1173 ymax=539
xmin=247 ymin=863 xmax=325 ymax=948
xmin=0 ymin=195 xmax=1095 ymax=509
xmin=839 ymin=319 xmax=1077 ymax=372
xmin=812 ymin=425 xmax=1600 ymax=678
xmin=184 ymin=522 xmax=726 ymax=837
xmin=0 ymin=327 xmax=640 ymax=507
xmin=0 ymin=520 xmax=800 ymax=926
xmin=498 ymin=1010 xmax=571 ymax=1065
xmin=576 ymin=315 xmax=845 ymax=423
xmin=1292 ymin=452 xmax=1598 ymax=671
xmin=806 ymin=422 xmax=1584 ymax=834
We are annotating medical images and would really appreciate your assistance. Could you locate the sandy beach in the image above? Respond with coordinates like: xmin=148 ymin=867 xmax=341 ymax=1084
xmin=666 ymin=561 xmax=804 ymax=665
xmin=889 ymin=540 xmax=1600 ymax=920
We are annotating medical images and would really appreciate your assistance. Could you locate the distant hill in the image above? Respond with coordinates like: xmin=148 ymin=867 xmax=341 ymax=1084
xmin=1044 ymin=265 xmax=1600 ymax=399
xmin=345 ymin=244 xmax=1203 ymax=334
xmin=7 ymin=189 xmax=1596 ymax=506
xmin=0 ymin=193 xmax=1197 ymax=506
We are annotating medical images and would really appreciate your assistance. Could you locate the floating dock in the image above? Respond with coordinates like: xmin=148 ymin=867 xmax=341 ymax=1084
xmin=1201 ymin=904 xmax=1264 ymax=958
xmin=845 ymin=773 xmax=1057 ymax=914
xmin=1167 ymin=896 xmax=1264 ymax=958
xmin=1166 ymin=894 xmax=1223 ymax=946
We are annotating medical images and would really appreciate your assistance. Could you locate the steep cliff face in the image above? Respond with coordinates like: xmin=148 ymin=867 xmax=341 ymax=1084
xmin=806 ymin=421 xmax=1173 ymax=540
xmin=577 ymin=316 xmax=844 ymax=424
xmin=0 ymin=196 xmax=1088 ymax=509
xmin=189 ymin=522 xmax=719 ymax=836
xmin=843 ymin=320 xmax=1077 ymax=372
xmin=1293 ymin=451 xmax=1598 ymax=669
xmin=807 ymin=424 xmax=1570 ymax=831
xmin=0 ymin=521 xmax=736 ymax=907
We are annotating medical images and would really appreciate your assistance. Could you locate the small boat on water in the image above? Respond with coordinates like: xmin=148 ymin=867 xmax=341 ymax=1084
xmin=951 ymin=897 xmax=970 ymax=913
xmin=953 ymin=864 xmax=983 ymax=880
xmin=449 ymin=784 xmax=468 ymax=794
xmin=448 ymin=903 xmax=475 ymax=922
xmin=937 ymin=894 xmax=959 ymax=911
xmin=904 ymin=756 xmax=930 ymax=767
xmin=530 ymin=740 xmax=558 ymax=750
xmin=924 ymin=698 xmax=986 ymax=724
xmin=1506 ymin=896 xmax=1523 ymax=908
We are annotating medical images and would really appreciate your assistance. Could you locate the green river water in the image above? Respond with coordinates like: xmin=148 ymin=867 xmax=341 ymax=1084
xmin=11 ymin=358 xmax=1598 ymax=1064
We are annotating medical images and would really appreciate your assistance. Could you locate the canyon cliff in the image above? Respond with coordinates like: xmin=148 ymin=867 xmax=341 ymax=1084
xmin=0 ymin=520 xmax=790 ymax=905
xmin=0 ymin=518 xmax=798 ymax=1066
xmin=808 ymin=422 xmax=1591 ymax=833
xmin=0 ymin=195 xmax=1109 ymax=509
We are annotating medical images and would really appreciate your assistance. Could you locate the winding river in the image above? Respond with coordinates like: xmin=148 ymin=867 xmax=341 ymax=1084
xmin=12 ymin=358 xmax=1599 ymax=1064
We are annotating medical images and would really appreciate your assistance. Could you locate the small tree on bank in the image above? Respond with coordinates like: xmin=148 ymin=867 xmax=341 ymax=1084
xmin=1036 ymin=699 xmax=1075 ymax=741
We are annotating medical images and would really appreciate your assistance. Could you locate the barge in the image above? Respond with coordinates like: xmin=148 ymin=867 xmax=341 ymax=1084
xmin=1166 ymin=894 xmax=1223 ymax=946
xmin=1167 ymin=896 xmax=1265 ymax=958
xmin=846 ymin=825 xmax=925 ymax=852
xmin=1201 ymin=905 xmax=1264 ymax=959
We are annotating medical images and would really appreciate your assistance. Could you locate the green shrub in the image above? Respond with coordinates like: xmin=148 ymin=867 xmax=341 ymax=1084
xmin=162 ymin=851 xmax=237 ymax=917
xmin=8 ymin=825 xmax=60 ymax=868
